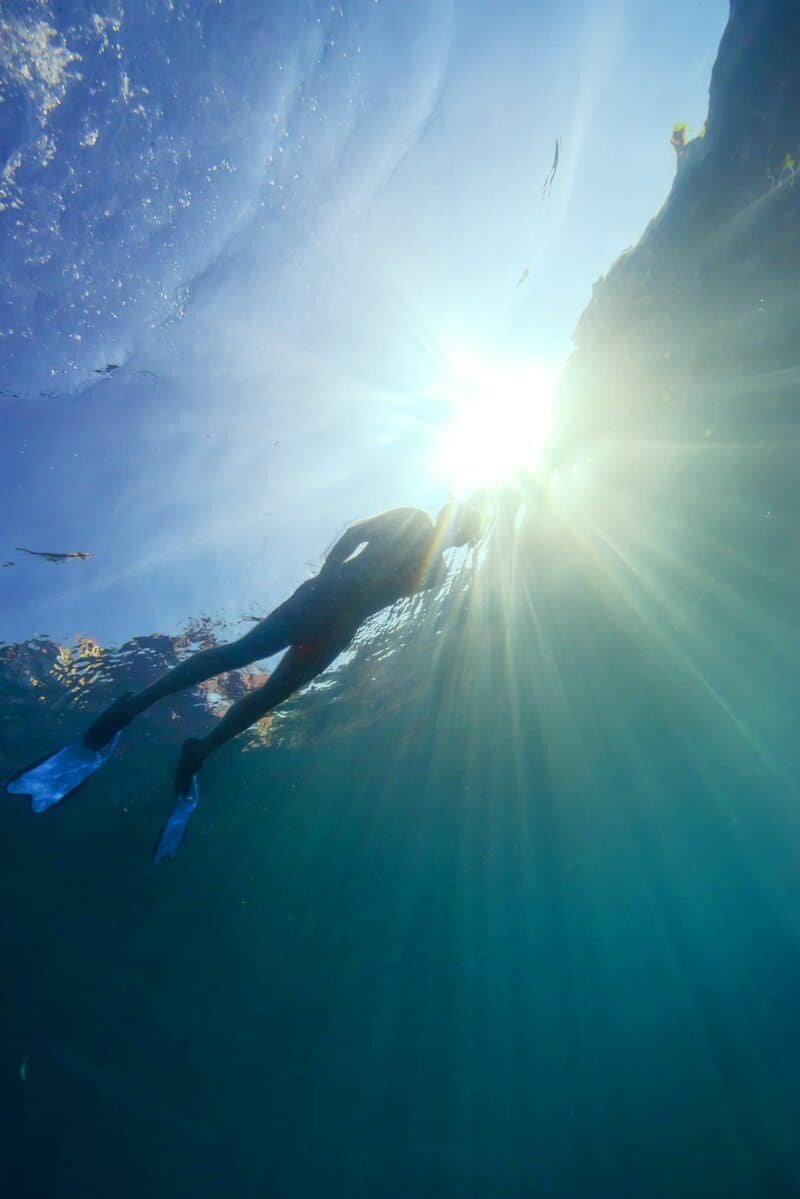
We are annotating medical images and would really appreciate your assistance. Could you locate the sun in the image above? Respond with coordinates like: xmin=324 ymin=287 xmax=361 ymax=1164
xmin=434 ymin=348 xmax=560 ymax=497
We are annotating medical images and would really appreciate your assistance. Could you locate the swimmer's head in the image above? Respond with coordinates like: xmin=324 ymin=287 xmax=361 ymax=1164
xmin=436 ymin=502 xmax=483 ymax=549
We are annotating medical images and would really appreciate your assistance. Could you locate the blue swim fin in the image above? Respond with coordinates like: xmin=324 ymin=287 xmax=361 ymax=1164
xmin=6 ymin=733 xmax=120 ymax=814
xmin=153 ymin=776 xmax=199 ymax=864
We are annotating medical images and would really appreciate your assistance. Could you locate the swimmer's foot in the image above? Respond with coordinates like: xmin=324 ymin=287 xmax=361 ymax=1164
xmin=174 ymin=737 xmax=205 ymax=799
xmin=7 ymin=734 xmax=121 ymax=813
xmin=83 ymin=692 xmax=137 ymax=751
xmin=153 ymin=739 xmax=205 ymax=864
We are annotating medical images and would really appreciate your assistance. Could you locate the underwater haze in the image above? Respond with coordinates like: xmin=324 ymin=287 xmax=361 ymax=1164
xmin=5 ymin=1 xmax=800 ymax=1196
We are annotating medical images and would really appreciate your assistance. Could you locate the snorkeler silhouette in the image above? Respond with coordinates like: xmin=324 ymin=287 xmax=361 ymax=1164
xmin=7 ymin=503 xmax=481 ymax=861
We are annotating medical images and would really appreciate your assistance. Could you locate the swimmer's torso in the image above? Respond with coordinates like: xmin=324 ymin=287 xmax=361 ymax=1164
xmin=340 ymin=508 xmax=440 ymax=601
xmin=319 ymin=508 xmax=443 ymax=620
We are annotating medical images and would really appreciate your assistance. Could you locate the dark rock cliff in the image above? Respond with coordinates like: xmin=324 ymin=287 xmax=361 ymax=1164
xmin=556 ymin=0 xmax=800 ymax=453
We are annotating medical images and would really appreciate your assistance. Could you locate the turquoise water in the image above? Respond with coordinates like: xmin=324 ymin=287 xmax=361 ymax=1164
xmin=4 ymin=467 xmax=800 ymax=1195
xmin=4 ymin=1 xmax=800 ymax=1195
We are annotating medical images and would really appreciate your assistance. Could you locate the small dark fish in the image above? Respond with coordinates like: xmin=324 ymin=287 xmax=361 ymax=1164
xmin=15 ymin=547 xmax=92 ymax=564
xmin=516 ymin=267 xmax=530 ymax=288
xmin=93 ymin=363 xmax=120 ymax=375
xmin=2 ymin=561 xmax=14 ymax=568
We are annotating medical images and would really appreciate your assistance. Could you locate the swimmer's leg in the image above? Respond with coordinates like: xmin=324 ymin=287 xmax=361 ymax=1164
xmin=174 ymin=639 xmax=344 ymax=794
xmin=84 ymin=613 xmax=299 ymax=751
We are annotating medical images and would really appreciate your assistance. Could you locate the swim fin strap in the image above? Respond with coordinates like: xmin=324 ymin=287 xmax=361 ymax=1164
xmin=6 ymin=733 xmax=121 ymax=814
xmin=153 ymin=777 xmax=199 ymax=864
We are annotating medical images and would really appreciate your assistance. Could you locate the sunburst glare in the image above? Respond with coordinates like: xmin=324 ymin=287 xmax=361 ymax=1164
xmin=434 ymin=349 xmax=560 ymax=497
